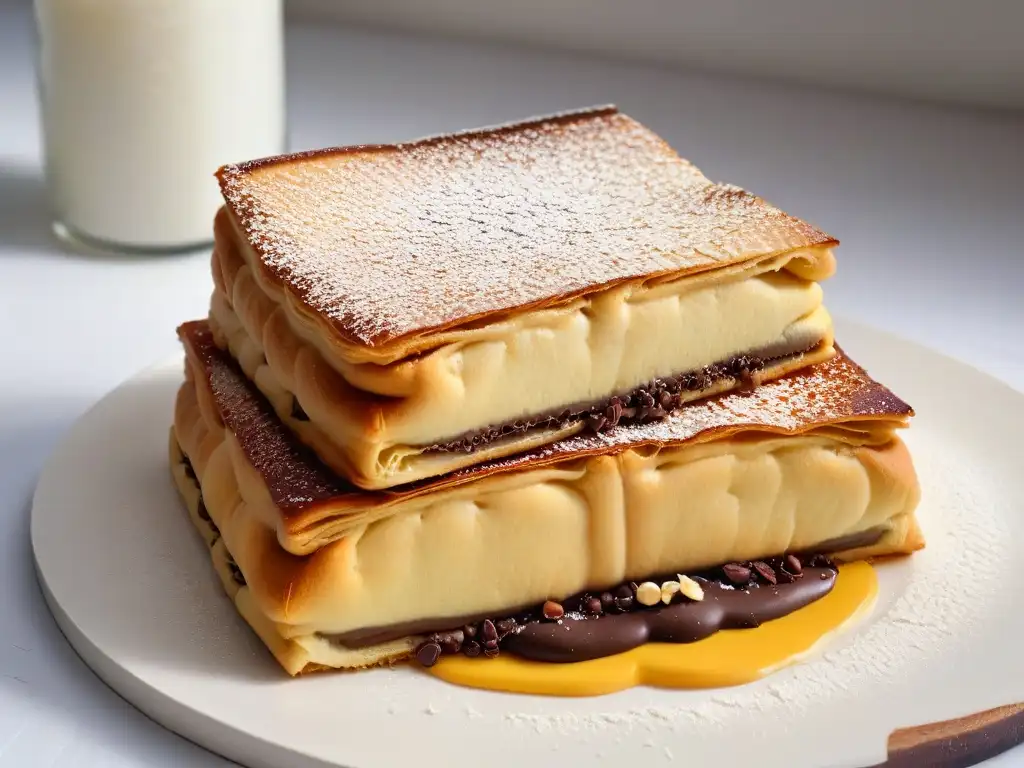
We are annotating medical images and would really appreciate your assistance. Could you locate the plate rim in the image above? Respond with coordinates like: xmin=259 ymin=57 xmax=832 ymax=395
xmin=29 ymin=318 xmax=1024 ymax=768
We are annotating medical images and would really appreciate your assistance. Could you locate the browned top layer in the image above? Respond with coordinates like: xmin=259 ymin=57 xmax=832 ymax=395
xmin=216 ymin=106 xmax=837 ymax=348
xmin=178 ymin=321 xmax=912 ymax=518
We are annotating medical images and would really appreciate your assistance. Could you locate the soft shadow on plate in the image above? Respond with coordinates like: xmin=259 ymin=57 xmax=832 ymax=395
xmin=0 ymin=166 xmax=53 ymax=253
xmin=16 ymin=501 xmax=239 ymax=768
xmin=30 ymin=370 xmax=284 ymax=687
xmin=0 ymin=414 xmax=233 ymax=767
xmin=103 ymin=382 xmax=284 ymax=686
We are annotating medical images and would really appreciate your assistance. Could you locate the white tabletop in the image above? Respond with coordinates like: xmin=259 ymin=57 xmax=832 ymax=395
xmin=1 ymin=2 xmax=1022 ymax=766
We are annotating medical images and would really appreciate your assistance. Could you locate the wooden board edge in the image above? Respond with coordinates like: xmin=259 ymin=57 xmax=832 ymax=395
xmin=871 ymin=703 xmax=1024 ymax=767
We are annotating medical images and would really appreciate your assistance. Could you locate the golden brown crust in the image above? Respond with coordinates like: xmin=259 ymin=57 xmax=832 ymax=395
xmin=215 ymin=106 xmax=837 ymax=350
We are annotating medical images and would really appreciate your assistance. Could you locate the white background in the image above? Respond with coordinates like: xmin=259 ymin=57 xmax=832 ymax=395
xmin=289 ymin=0 xmax=1024 ymax=110
xmin=1 ymin=0 xmax=1023 ymax=765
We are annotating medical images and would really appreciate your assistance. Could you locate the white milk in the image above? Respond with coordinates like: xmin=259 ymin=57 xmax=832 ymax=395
xmin=34 ymin=0 xmax=286 ymax=251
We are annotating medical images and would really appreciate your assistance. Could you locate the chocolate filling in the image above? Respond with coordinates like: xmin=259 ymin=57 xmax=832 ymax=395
xmin=322 ymin=526 xmax=882 ymax=650
xmin=506 ymin=567 xmax=834 ymax=663
xmin=179 ymin=452 xmax=246 ymax=587
xmin=398 ymin=553 xmax=840 ymax=666
xmin=427 ymin=340 xmax=822 ymax=454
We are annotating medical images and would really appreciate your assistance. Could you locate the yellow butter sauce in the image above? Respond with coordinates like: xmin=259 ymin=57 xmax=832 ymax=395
xmin=428 ymin=562 xmax=877 ymax=696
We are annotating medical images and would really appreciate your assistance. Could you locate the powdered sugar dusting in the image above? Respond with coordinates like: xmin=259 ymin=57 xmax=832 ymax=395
xmin=217 ymin=107 xmax=835 ymax=347
xmin=179 ymin=321 xmax=910 ymax=517
xmin=179 ymin=322 xmax=348 ymax=506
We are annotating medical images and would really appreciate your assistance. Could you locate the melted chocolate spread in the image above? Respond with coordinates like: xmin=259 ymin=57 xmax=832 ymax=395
xmin=506 ymin=569 xmax=834 ymax=663
xmin=427 ymin=339 xmax=821 ymax=454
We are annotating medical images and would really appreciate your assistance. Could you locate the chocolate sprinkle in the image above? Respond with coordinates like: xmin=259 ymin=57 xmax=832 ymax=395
xmin=495 ymin=618 xmax=517 ymax=637
xmin=722 ymin=563 xmax=752 ymax=585
xmin=415 ymin=641 xmax=442 ymax=667
xmin=440 ymin=630 xmax=464 ymax=654
xmin=481 ymin=620 xmax=498 ymax=643
xmin=752 ymin=561 xmax=778 ymax=585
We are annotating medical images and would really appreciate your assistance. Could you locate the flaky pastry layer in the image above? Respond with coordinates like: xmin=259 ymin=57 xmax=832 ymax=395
xmin=212 ymin=212 xmax=834 ymax=489
xmin=170 ymin=360 xmax=922 ymax=675
xmin=177 ymin=321 xmax=913 ymax=557
xmin=215 ymin=106 xmax=838 ymax=350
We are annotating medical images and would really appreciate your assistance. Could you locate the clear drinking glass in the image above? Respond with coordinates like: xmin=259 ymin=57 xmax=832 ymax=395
xmin=33 ymin=0 xmax=287 ymax=255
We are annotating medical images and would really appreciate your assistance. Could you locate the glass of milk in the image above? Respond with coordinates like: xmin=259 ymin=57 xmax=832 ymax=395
xmin=33 ymin=0 xmax=286 ymax=254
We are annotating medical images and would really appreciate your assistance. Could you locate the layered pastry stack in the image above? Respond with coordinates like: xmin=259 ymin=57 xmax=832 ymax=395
xmin=170 ymin=106 xmax=923 ymax=678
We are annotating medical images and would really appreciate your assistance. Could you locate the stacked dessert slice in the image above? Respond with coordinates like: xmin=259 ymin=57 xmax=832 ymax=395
xmin=170 ymin=106 xmax=923 ymax=676
xmin=207 ymin=105 xmax=838 ymax=490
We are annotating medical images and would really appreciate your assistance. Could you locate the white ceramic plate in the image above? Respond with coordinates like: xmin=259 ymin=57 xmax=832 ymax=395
xmin=30 ymin=320 xmax=1024 ymax=768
